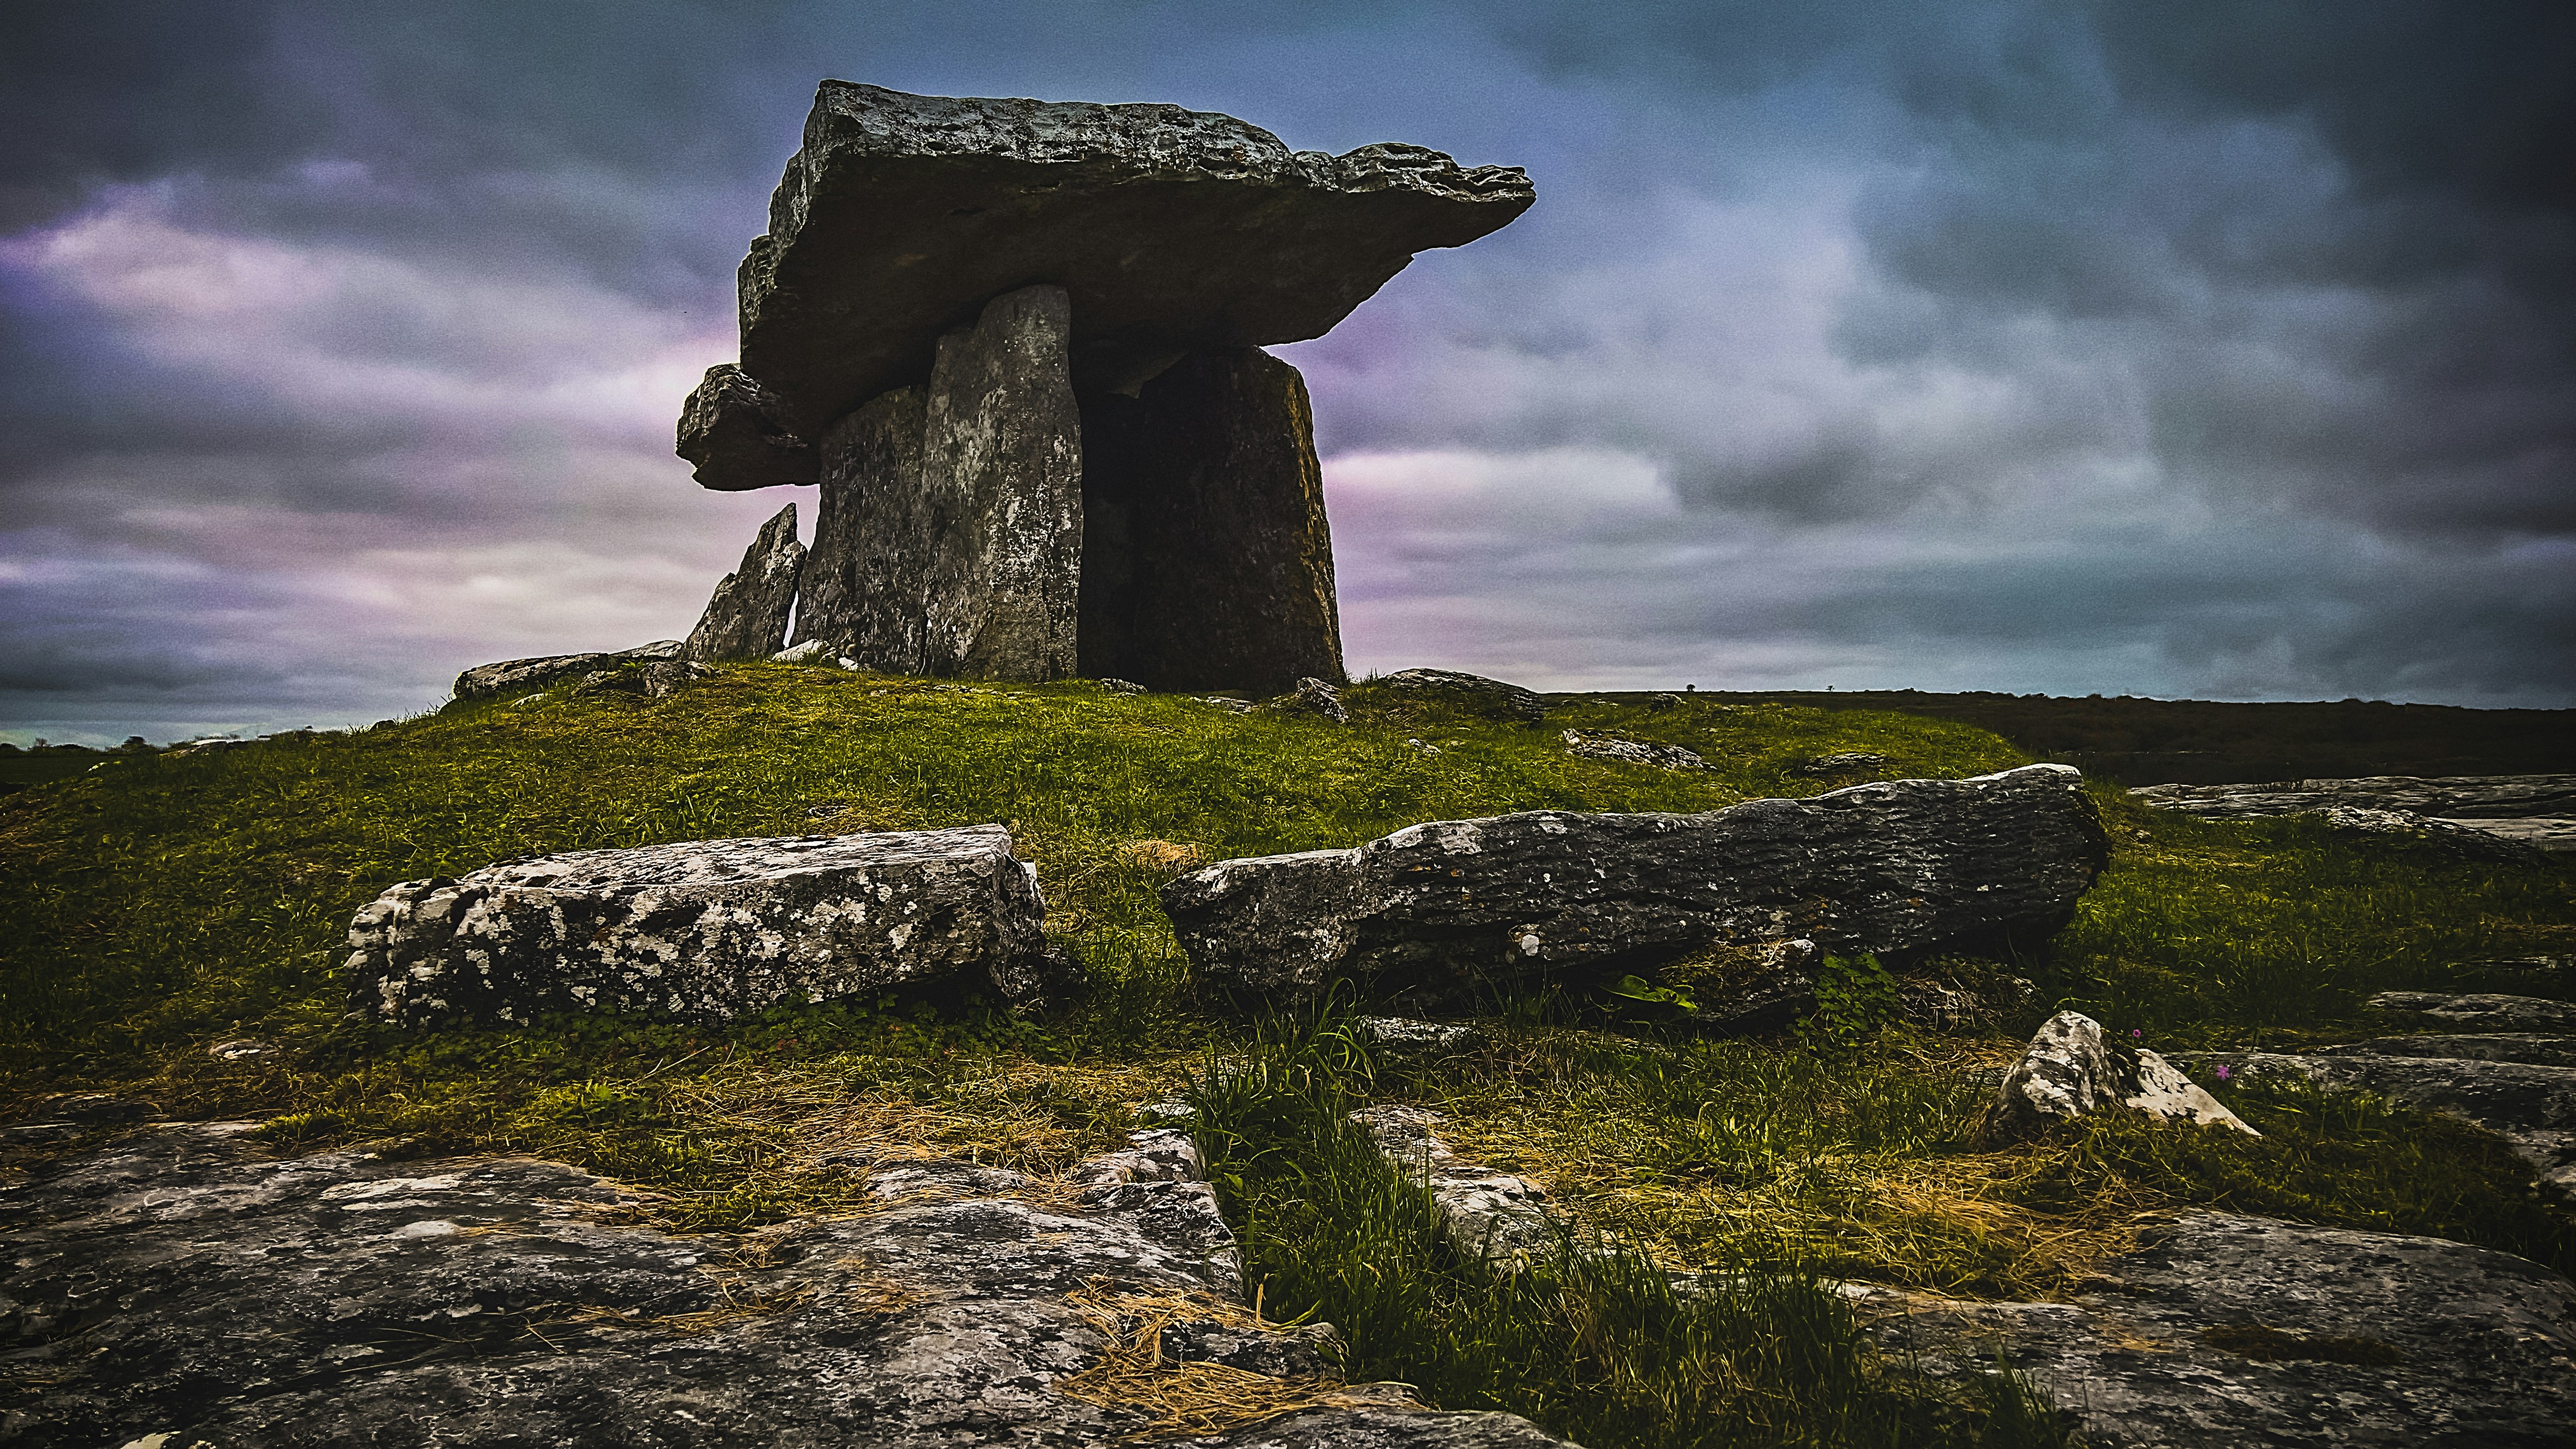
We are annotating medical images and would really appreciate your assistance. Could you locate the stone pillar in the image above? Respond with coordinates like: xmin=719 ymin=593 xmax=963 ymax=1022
xmin=795 ymin=386 xmax=930 ymax=672
xmin=918 ymin=285 xmax=1084 ymax=680
xmin=680 ymin=502 xmax=804 ymax=662
xmin=1077 ymin=348 xmax=1344 ymax=695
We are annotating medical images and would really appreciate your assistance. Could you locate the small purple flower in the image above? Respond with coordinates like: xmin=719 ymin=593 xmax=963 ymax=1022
xmin=2130 ymin=1028 xmax=2143 ymax=1040
xmin=2215 ymin=1064 xmax=2232 ymax=1082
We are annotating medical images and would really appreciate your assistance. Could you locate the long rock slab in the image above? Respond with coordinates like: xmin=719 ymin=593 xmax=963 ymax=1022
xmin=450 ymin=640 xmax=680 ymax=702
xmin=1 ymin=1121 xmax=1571 ymax=1447
xmin=1162 ymin=764 xmax=2108 ymax=999
xmin=730 ymin=82 xmax=1534 ymax=440
xmin=345 ymin=825 xmax=1056 ymax=1027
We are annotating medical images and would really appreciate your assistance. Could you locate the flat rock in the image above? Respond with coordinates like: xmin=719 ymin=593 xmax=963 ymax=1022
xmin=344 ymin=825 xmax=1058 ymax=1027
xmin=2369 ymin=990 xmax=2576 ymax=1032
xmin=1868 ymin=1212 xmax=2576 ymax=1447
xmin=2315 ymin=1034 xmax=2576 ymax=1069
xmin=450 ymin=640 xmax=683 ymax=702
xmin=1793 ymin=753 xmax=1892 ymax=777
xmin=1 ymin=1122 xmax=1573 ymax=1447
xmin=675 ymin=363 xmax=819 ymax=490
xmin=733 ymin=82 xmax=1533 ymax=439
xmin=1162 ymin=764 xmax=2107 ymax=1000
xmin=1351 ymin=1106 xmax=1555 ymax=1268
xmin=1984 ymin=1010 xmax=2255 ymax=1139
xmin=1077 ymin=348 xmax=1346 ymax=695
xmin=1367 ymin=669 xmax=1546 ymax=723
xmin=2131 ymin=773 xmax=2576 ymax=852
xmin=2316 ymin=804 xmax=2553 ymax=865
xmin=2190 ymin=1047 xmax=2576 ymax=1187
xmin=1562 ymin=729 xmax=1707 ymax=770
xmin=681 ymin=503 xmax=806 ymax=662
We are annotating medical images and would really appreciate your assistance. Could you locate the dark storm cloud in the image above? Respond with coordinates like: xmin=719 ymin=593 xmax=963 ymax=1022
xmin=3 ymin=0 xmax=2571 ymax=742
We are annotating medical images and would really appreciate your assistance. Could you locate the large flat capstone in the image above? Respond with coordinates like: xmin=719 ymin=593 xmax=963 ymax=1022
xmin=345 ymin=826 xmax=1056 ymax=1027
xmin=1162 ymin=764 xmax=2109 ymax=999
xmin=729 ymin=81 xmax=1534 ymax=440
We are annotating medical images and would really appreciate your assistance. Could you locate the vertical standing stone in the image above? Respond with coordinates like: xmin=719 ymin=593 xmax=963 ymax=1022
xmin=1077 ymin=348 xmax=1344 ymax=695
xmin=680 ymin=503 xmax=804 ymax=662
xmin=794 ymin=386 xmax=930 ymax=671
xmin=918 ymin=285 xmax=1084 ymax=680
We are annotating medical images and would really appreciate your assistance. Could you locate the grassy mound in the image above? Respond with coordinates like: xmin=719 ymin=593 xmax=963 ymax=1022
xmin=3 ymin=664 xmax=2569 ymax=1449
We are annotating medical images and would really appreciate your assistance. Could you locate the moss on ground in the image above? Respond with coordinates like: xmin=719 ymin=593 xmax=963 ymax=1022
xmin=2 ymin=663 xmax=2569 ymax=1447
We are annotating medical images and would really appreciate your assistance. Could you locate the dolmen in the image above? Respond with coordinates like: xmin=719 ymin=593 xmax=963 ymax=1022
xmin=674 ymin=82 xmax=1533 ymax=694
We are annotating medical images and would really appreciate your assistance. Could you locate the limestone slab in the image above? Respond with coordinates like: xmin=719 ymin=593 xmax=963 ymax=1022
xmin=344 ymin=825 xmax=1056 ymax=1027
xmin=1162 ymin=764 xmax=2109 ymax=1000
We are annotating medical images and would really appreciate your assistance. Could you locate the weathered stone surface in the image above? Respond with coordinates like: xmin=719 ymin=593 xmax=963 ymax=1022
xmin=794 ymin=384 xmax=934 ymax=671
xmin=1867 ymin=1212 xmax=2576 ymax=1447
xmin=1257 ymin=678 xmax=1349 ymax=725
xmin=916 ymin=286 xmax=1084 ymax=681
xmin=1 ymin=1123 xmax=1574 ymax=1447
xmin=2316 ymin=1033 xmax=2576 ymax=1069
xmin=1794 ymin=753 xmax=1892 ymax=777
xmin=1163 ymin=764 xmax=2108 ymax=1000
xmin=676 ymin=363 xmax=820 ymax=491
xmin=344 ymin=825 xmax=1057 ymax=1027
xmin=1369 ymin=669 xmax=1546 ymax=723
xmin=1562 ymin=729 xmax=1707 ymax=770
xmin=1352 ymin=1106 xmax=1556 ymax=1268
xmin=2317 ymin=804 xmax=2553 ymax=865
xmin=680 ymin=503 xmax=805 ymax=662
xmin=2369 ymin=990 xmax=2576 ymax=1032
xmin=567 ymin=659 xmax=718 ymax=700
xmin=735 ymin=82 xmax=1533 ymax=435
xmin=1680 ymin=938 xmax=1822 ymax=1033
xmin=1077 ymin=348 xmax=1345 ymax=696
xmin=1983 ymin=1011 xmax=2255 ymax=1140
xmin=2132 ymin=773 xmax=2576 ymax=852
xmin=2189 ymin=1045 xmax=2576 ymax=1188
xmin=450 ymin=640 xmax=681 ymax=702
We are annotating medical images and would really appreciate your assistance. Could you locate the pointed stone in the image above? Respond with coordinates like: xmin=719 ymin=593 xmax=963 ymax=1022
xmin=1077 ymin=348 xmax=1342 ymax=695
xmin=918 ymin=286 xmax=1084 ymax=680
xmin=676 ymin=364 xmax=820 ymax=491
xmin=794 ymin=386 xmax=932 ymax=671
xmin=680 ymin=504 xmax=804 ymax=662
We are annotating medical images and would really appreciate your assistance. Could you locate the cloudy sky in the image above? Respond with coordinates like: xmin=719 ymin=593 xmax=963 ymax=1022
xmin=5 ymin=1 xmax=2571 ymax=744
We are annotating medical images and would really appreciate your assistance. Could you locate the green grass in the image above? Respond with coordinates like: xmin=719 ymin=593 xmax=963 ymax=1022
xmin=2045 ymin=789 xmax=2574 ymax=1047
xmin=1 ymin=663 xmax=2569 ymax=1443
xmin=1189 ymin=1012 xmax=2077 ymax=1449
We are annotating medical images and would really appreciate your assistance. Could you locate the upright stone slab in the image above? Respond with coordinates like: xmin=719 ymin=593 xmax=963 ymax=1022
xmin=918 ymin=286 xmax=1084 ymax=680
xmin=794 ymin=386 xmax=932 ymax=670
xmin=1078 ymin=348 xmax=1344 ymax=695
xmin=681 ymin=503 xmax=804 ymax=662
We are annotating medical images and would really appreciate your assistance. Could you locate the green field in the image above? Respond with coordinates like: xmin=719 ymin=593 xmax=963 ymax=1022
xmin=4 ymin=664 xmax=2569 ymax=1448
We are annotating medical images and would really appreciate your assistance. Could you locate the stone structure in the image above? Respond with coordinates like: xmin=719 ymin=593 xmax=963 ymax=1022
xmin=677 ymin=82 xmax=1532 ymax=693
